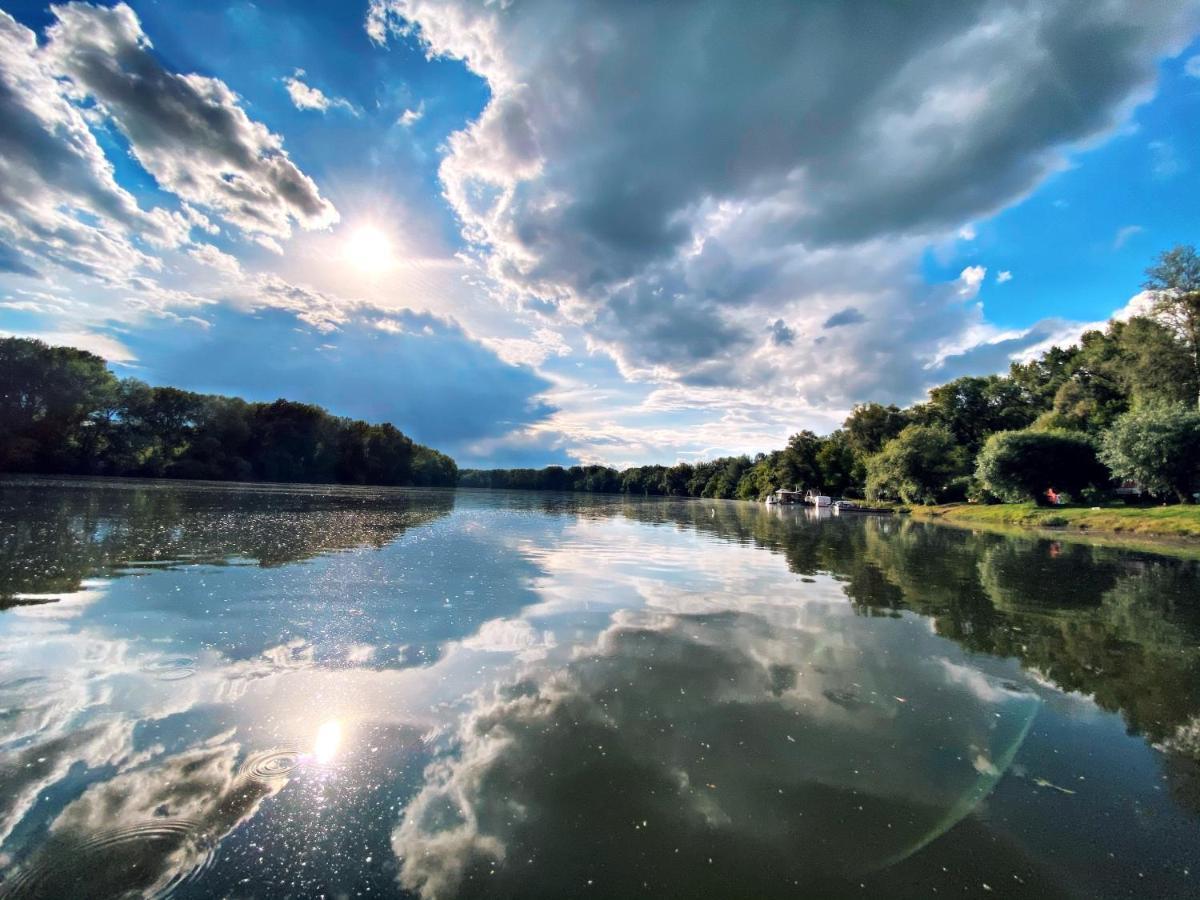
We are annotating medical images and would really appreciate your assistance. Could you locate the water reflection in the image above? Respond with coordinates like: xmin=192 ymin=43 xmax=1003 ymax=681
xmin=0 ymin=479 xmax=1197 ymax=898
xmin=394 ymin=608 xmax=1041 ymax=897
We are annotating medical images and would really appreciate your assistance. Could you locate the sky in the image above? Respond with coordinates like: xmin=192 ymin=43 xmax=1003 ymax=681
xmin=2 ymin=1 xmax=1199 ymax=468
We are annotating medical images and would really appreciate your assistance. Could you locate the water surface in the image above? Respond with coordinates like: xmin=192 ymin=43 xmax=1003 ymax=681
xmin=1 ymin=478 xmax=1198 ymax=898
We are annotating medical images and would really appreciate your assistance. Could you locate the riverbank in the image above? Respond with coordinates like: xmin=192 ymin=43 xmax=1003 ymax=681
xmin=909 ymin=502 xmax=1200 ymax=542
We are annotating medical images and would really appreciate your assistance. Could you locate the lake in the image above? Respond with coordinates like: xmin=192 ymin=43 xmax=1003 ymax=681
xmin=0 ymin=477 xmax=1197 ymax=898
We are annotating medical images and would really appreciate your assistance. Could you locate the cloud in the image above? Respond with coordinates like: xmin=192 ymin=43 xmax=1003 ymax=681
xmin=958 ymin=224 xmax=977 ymax=241
xmin=284 ymin=69 xmax=359 ymax=115
xmin=822 ymin=307 xmax=866 ymax=329
xmin=1149 ymin=139 xmax=1185 ymax=178
xmin=398 ymin=100 xmax=425 ymax=127
xmin=956 ymin=265 xmax=987 ymax=298
xmin=0 ymin=10 xmax=189 ymax=284
xmin=45 ymin=3 xmax=337 ymax=242
xmin=996 ymin=270 xmax=1013 ymax=284
xmin=767 ymin=318 xmax=794 ymax=346
xmin=118 ymin=305 xmax=558 ymax=456
xmin=367 ymin=0 xmax=1196 ymax=409
xmin=1186 ymin=54 xmax=1200 ymax=77
xmin=1113 ymin=224 xmax=1145 ymax=249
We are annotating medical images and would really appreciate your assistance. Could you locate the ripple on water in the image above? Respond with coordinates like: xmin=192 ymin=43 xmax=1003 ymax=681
xmin=0 ymin=819 xmax=215 ymax=900
xmin=139 ymin=657 xmax=198 ymax=681
xmin=240 ymin=748 xmax=304 ymax=781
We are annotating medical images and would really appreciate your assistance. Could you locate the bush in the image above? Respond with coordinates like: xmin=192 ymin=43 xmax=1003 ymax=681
xmin=1100 ymin=404 xmax=1200 ymax=503
xmin=975 ymin=429 xmax=1107 ymax=505
xmin=865 ymin=425 xmax=967 ymax=505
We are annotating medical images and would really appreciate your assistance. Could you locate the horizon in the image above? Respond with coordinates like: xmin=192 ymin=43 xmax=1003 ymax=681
xmin=2 ymin=1 xmax=1199 ymax=469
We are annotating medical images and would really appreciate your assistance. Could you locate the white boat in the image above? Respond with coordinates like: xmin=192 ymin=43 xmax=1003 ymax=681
xmin=767 ymin=489 xmax=804 ymax=505
xmin=804 ymin=490 xmax=832 ymax=507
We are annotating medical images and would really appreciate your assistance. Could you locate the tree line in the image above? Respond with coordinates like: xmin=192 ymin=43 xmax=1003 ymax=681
xmin=0 ymin=338 xmax=458 ymax=487
xmin=463 ymin=245 xmax=1200 ymax=505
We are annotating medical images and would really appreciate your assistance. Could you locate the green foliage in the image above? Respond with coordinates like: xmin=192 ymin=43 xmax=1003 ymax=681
xmin=911 ymin=375 xmax=1039 ymax=453
xmin=0 ymin=337 xmax=455 ymax=487
xmin=1144 ymin=244 xmax=1200 ymax=410
xmin=975 ymin=430 xmax=1107 ymax=505
xmin=864 ymin=425 xmax=967 ymax=505
xmin=843 ymin=403 xmax=909 ymax=456
xmin=1100 ymin=404 xmax=1200 ymax=503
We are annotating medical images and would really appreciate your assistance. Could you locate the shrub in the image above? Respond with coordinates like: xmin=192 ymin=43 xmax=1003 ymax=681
xmin=975 ymin=429 xmax=1107 ymax=505
xmin=1100 ymin=404 xmax=1200 ymax=503
xmin=865 ymin=425 xmax=967 ymax=505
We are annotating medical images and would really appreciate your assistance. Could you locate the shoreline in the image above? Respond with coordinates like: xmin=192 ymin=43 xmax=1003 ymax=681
xmin=909 ymin=502 xmax=1200 ymax=558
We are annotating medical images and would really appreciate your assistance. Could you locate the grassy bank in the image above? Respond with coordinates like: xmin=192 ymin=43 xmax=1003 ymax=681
xmin=910 ymin=502 xmax=1200 ymax=541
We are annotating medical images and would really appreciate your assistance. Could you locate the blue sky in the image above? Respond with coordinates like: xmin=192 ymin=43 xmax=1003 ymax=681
xmin=2 ymin=1 xmax=1199 ymax=467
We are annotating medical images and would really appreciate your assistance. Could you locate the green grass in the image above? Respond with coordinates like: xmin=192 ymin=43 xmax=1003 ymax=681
xmin=909 ymin=501 xmax=1200 ymax=540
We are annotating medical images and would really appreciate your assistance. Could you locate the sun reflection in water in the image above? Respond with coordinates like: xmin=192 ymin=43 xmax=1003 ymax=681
xmin=313 ymin=720 xmax=342 ymax=765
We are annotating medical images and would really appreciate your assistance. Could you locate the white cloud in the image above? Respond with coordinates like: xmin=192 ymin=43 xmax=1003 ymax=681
xmin=958 ymin=224 xmax=977 ymax=241
xmin=957 ymin=265 xmax=987 ymax=298
xmin=398 ymin=100 xmax=425 ymax=127
xmin=1149 ymin=139 xmax=1184 ymax=178
xmin=996 ymin=270 xmax=1013 ymax=284
xmin=1185 ymin=53 xmax=1200 ymax=77
xmin=284 ymin=70 xmax=359 ymax=115
xmin=1113 ymin=223 xmax=1145 ymax=249
xmin=45 ymin=3 xmax=338 ymax=242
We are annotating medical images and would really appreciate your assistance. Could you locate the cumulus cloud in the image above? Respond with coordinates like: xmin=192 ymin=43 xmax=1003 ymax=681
xmin=957 ymin=265 xmax=988 ymax=298
xmin=284 ymin=69 xmax=359 ymax=115
xmin=0 ymin=3 xmax=336 ymax=294
xmin=996 ymin=270 xmax=1013 ymax=284
xmin=0 ymin=10 xmax=189 ymax=283
xmin=368 ymin=0 xmax=1197 ymax=408
xmin=45 ymin=3 xmax=337 ymax=241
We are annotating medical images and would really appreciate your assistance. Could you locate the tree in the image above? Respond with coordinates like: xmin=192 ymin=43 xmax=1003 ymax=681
xmin=0 ymin=337 xmax=119 ymax=472
xmin=912 ymin=375 xmax=1039 ymax=453
xmin=843 ymin=403 xmax=909 ymax=457
xmin=975 ymin=430 xmax=1107 ymax=505
xmin=1100 ymin=404 xmax=1200 ymax=503
xmin=864 ymin=425 xmax=967 ymax=505
xmin=1144 ymin=244 xmax=1200 ymax=410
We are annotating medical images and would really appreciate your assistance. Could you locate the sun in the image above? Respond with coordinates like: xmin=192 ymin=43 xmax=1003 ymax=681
xmin=343 ymin=225 xmax=394 ymax=274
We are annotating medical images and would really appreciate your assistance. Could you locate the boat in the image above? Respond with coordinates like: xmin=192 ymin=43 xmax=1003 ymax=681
xmin=766 ymin=489 xmax=805 ymax=505
xmin=833 ymin=500 xmax=893 ymax=514
xmin=804 ymin=490 xmax=832 ymax=507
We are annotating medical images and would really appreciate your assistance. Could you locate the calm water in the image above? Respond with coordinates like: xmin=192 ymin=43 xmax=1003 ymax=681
xmin=0 ymin=478 xmax=1198 ymax=898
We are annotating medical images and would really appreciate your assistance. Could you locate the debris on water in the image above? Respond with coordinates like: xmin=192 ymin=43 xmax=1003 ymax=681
xmin=1032 ymin=777 xmax=1076 ymax=795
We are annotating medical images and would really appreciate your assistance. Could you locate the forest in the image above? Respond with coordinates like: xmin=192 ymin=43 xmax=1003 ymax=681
xmin=463 ymin=246 xmax=1200 ymax=505
xmin=0 ymin=338 xmax=458 ymax=487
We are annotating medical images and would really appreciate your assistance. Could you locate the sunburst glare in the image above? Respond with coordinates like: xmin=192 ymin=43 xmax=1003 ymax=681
xmin=342 ymin=225 xmax=394 ymax=275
